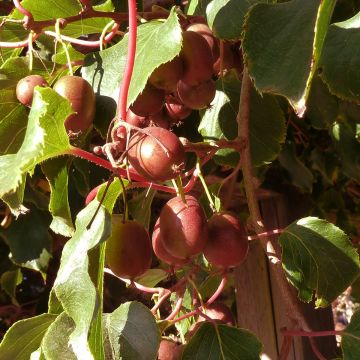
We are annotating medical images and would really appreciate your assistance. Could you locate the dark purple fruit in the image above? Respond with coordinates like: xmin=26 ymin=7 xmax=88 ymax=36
xmin=152 ymin=219 xmax=187 ymax=266
xmin=148 ymin=110 xmax=171 ymax=129
xmin=130 ymin=83 xmax=165 ymax=117
xmin=203 ymin=212 xmax=249 ymax=268
xmin=213 ymin=41 xmax=235 ymax=75
xmin=53 ymin=75 xmax=95 ymax=133
xmin=159 ymin=195 xmax=208 ymax=259
xmin=158 ymin=339 xmax=183 ymax=360
xmin=165 ymin=101 xmax=192 ymax=121
xmin=105 ymin=216 xmax=152 ymax=279
xmin=127 ymin=127 xmax=185 ymax=182
xmin=177 ymin=79 xmax=216 ymax=110
xmin=126 ymin=109 xmax=150 ymax=128
xmin=180 ymin=31 xmax=213 ymax=86
xmin=186 ymin=23 xmax=219 ymax=61
xmin=16 ymin=75 xmax=48 ymax=107
xmin=149 ymin=56 xmax=183 ymax=92
xmin=198 ymin=302 xmax=236 ymax=325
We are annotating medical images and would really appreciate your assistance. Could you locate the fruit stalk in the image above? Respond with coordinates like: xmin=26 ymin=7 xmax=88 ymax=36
xmin=237 ymin=68 xmax=311 ymax=332
xmin=118 ymin=0 xmax=137 ymax=121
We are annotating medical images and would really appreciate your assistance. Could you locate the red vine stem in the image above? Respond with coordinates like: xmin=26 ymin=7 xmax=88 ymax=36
xmin=117 ymin=0 xmax=137 ymax=120
xmin=206 ymin=274 xmax=228 ymax=305
xmin=0 ymin=33 xmax=40 ymax=48
xmin=13 ymin=0 xmax=33 ymax=20
xmin=237 ymin=68 xmax=311 ymax=332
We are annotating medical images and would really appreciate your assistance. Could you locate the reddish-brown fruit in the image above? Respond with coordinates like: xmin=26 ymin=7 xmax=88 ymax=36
xmin=16 ymin=75 xmax=48 ymax=107
xmin=53 ymin=75 xmax=95 ymax=133
xmin=213 ymin=42 xmax=235 ymax=75
xmin=159 ymin=195 xmax=208 ymax=259
xmin=126 ymin=109 xmax=150 ymax=128
xmin=180 ymin=31 xmax=214 ymax=85
xmin=130 ymin=83 xmax=165 ymax=117
xmin=165 ymin=101 xmax=192 ymax=121
xmin=152 ymin=219 xmax=187 ymax=266
xmin=186 ymin=23 xmax=219 ymax=61
xmin=158 ymin=339 xmax=183 ymax=360
xmin=127 ymin=127 xmax=185 ymax=182
xmin=203 ymin=212 xmax=249 ymax=268
xmin=148 ymin=110 xmax=171 ymax=129
xmin=177 ymin=79 xmax=216 ymax=110
xmin=105 ymin=216 xmax=152 ymax=279
xmin=149 ymin=56 xmax=184 ymax=92
xmin=198 ymin=302 xmax=236 ymax=325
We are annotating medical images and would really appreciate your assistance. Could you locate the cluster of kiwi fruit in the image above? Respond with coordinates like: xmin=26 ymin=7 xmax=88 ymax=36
xmin=124 ymin=22 xmax=241 ymax=131
xmin=16 ymin=74 xmax=95 ymax=134
xmin=105 ymin=195 xmax=249 ymax=279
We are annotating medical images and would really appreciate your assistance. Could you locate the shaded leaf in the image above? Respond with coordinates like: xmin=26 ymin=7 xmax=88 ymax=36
xmin=342 ymin=309 xmax=360 ymax=360
xmin=0 ymin=206 xmax=51 ymax=271
xmin=243 ymin=0 xmax=336 ymax=115
xmin=278 ymin=141 xmax=314 ymax=193
xmin=182 ymin=322 xmax=262 ymax=359
xmin=198 ymin=71 xmax=286 ymax=167
xmin=279 ymin=217 xmax=360 ymax=307
xmin=206 ymin=0 xmax=263 ymax=40
xmin=0 ymin=268 xmax=22 ymax=305
xmin=128 ymin=188 xmax=156 ymax=230
xmin=0 ymin=314 xmax=57 ymax=360
xmin=42 ymin=157 xmax=74 ymax=237
xmin=320 ymin=11 xmax=360 ymax=103
xmin=53 ymin=201 xmax=111 ymax=360
xmin=82 ymin=9 xmax=182 ymax=108
xmin=104 ymin=301 xmax=160 ymax=360
xmin=331 ymin=121 xmax=360 ymax=183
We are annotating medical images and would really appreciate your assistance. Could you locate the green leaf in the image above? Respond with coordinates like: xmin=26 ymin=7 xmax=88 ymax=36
xmin=53 ymin=201 xmax=111 ymax=359
xmin=278 ymin=141 xmax=314 ymax=192
xmin=41 ymin=312 xmax=76 ymax=360
xmin=96 ymin=177 xmax=127 ymax=214
xmin=135 ymin=268 xmax=168 ymax=288
xmin=331 ymin=121 xmax=360 ymax=183
xmin=306 ymin=76 xmax=339 ymax=130
xmin=0 ymin=87 xmax=72 ymax=200
xmin=83 ymin=9 xmax=182 ymax=108
xmin=279 ymin=217 xmax=360 ymax=307
xmin=128 ymin=189 xmax=156 ymax=230
xmin=182 ymin=322 xmax=262 ymax=359
xmin=342 ymin=309 xmax=360 ymax=360
xmin=0 ymin=86 xmax=27 ymax=154
xmin=320 ymin=11 xmax=360 ymax=103
xmin=206 ymin=0 xmax=264 ymax=40
xmin=42 ymin=157 xmax=74 ymax=237
xmin=13 ymin=0 xmax=80 ymax=21
xmin=0 ymin=22 xmax=25 ymax=63
xmin=198 ymin=71 xmax=286 ymax=167
xmin=0 ymin=314 xmax=57 ymax=360
xmin=0 ymin=268 xmax=22 ymax=305
xmin=0 ymin=206 xmax=51 ymax=270
xmin=104 ymin=301 xmax=160 ymax=360
xmin=243 ymin=0 xmax=336 ymax=116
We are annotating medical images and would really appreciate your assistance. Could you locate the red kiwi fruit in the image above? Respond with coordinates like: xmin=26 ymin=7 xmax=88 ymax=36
xmin=53 ymin=75 xmax=95 ymax=133
xmin=105 ymin=216 xmax=152 ymax=279
xmin=203 ymin=212 xmax=249 ymax=268
xmin=127 ymin=127 xmax=185 ymax=182
xmin=16 ymin=74 xmax=48 ymax=107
